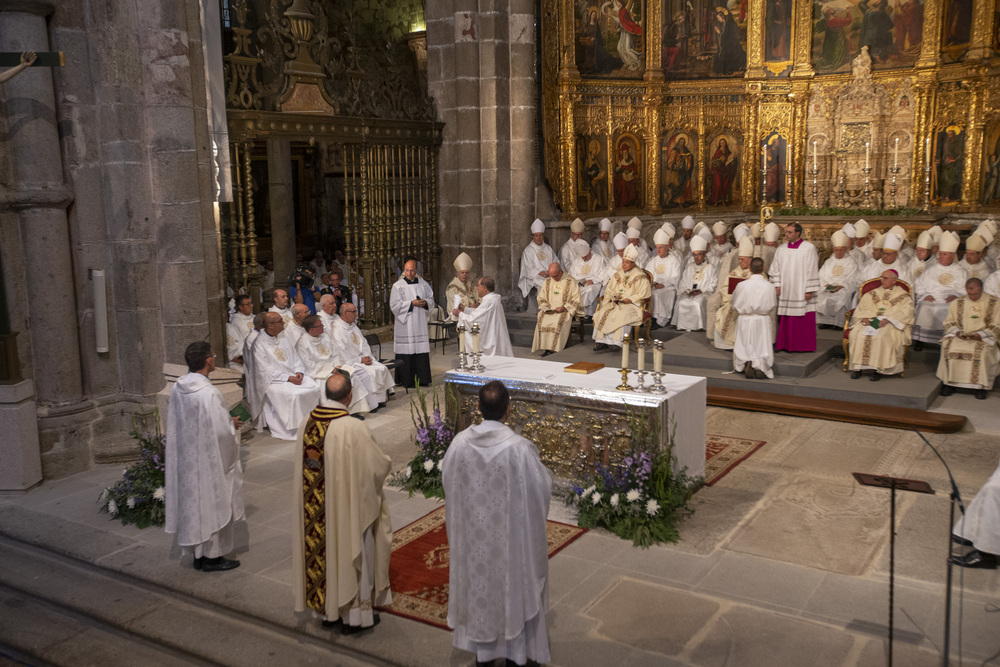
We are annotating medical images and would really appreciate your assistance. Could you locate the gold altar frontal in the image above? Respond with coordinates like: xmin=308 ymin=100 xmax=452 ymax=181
xmin=444 ymin=357 xmax=707 ymax=483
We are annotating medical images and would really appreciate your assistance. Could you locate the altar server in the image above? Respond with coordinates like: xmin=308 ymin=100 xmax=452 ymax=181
xmin=937 ymin=278 xmax=1000 ymax=400
xmin=559 ymin=218 xmax=586 ymax=270
xmin=532 ymin=263 xmax=582 ymax=356
xmin=848 ymin=270 xmax=914 ymax=380
xmin=645 ymin=229 xmax=682 ymax=327
xmin=672 ymin=235 xmax=717 ymax=331
xmin=518 ymin=219 xmax=557 ymax=300
xmin=771 ymin=222 xmax=820 ymax=352
xmin=251 ymin=313 xmax=323 ymax=440
xmin=390 ymin=259 xmax=435 ymax=388
xmin=568 ymin=239 xmax=607 ymax=317
xmin=446 ymin=252 xmax=481 ymax=320
xmin=732 ymin=258 xmax=778 ymax=379
xmin=330 ymin=303 xmax=395 ymax=409
xmin=714 ymin=236 xmax=755 ymax=350
xmin=165 ymin=341 xmax=245 ymax=572
xmin=912 ymin=231 xmax=967 ymax=347
xmin=293 ymin=374 xmax=393 ymax=633
xmin=443 ymin=380 xmax=553 ymax=666
xmin=592 ymin=217 xmax=615 ymax=260
xmin=226 ymin=295 xmax=255 ymax=373
xmin=457 ymin=277 xmax=513 ymax=357
xmin=815 ymin=230 xmax=861 ymax=327
xmin=592 ymin=245 xmax=651 ymax=350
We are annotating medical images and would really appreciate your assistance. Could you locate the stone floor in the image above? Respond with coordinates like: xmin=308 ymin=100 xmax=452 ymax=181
xmin=2 ymin=345 xmax=999 ymax=666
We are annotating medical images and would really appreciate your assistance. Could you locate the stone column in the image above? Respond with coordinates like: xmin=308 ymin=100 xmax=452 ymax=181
xmin=268 ymin=139 xmax=296 ymax=283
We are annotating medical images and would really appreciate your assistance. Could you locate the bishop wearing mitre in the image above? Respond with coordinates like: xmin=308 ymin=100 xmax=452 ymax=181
xmin=592 ymin=245 xmax=651 ymax=350
xmin=446 ymin=252 xmax=481 ymax=321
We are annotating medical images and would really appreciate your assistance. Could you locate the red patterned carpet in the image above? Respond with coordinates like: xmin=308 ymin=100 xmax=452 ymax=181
xmin=379 ymin=506 xmax=586 ymax=629
xmin=704 ymin=434 xmax=767 ymax=486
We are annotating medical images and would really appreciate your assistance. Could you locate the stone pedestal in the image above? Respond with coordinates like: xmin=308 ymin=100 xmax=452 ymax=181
xmin=0 ymin=380 xmax=42 ymax=492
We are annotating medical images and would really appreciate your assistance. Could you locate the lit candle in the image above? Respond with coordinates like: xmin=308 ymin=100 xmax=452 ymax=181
xmin=813 ymin=140 xmax=817 ymax=170
xmin=654 ymin=341 xmax=663 ymax=373
xmin=925 ymin=137 xmax=931 ymax=164
xmin=865 ymin=142 xmax=870 ymax=169
xmin=621 ymin=334 xmax=630 ymax=369
xmin=637 ymin=339 xmax=645 ymax=371
xmin=457 ymin=325 xmax=465 ymax=353
xmin=894 ymin=137 xmax=899 ymax=168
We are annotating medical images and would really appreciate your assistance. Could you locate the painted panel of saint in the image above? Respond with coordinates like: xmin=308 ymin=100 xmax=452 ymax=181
xmin=578 ymin=136 xmax=609 ymax=212
xmin=934 ymin=124 xmax=964 ymax=205
xmin=613 ymin=136 xmax=642 ymax=209
xmin=708 ymin=134 xmax=740 ymax=207
xmin=660 ymin=132 xmax=696 ymax=208
xmin=941 ymin=0 xmax=973 ymax=62
xmin=575 ymin=0 xmax=645 ymax=78
xmin=762 ymin=132 xmax=786 ymax=204
xmin=765 ymin=0 xmax=792 ymax=61
xmin=811 ymin=0 xmax=923 ymax=74
xmin=981 ymin=122 xmax=1000 ymax=205
xmin=660 ymin=0 xmax=745 ymax=79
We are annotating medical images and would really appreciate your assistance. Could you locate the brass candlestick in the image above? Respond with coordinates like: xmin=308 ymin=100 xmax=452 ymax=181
xmin=616 ymin=367 xmax=632 ymax=391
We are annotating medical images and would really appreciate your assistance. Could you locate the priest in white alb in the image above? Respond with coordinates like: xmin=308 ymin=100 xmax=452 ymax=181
xmin=848 ymin=270 xmax=914 ymax=381
xmin=568 ymin=239 xmax=607 ymax=317
xmin=714 ymin=236 xmax=755 ymax=350
xmin=269 ymin=288 xmax=293 ymax=325
xmin=518 ymin=219 xmax=557 ymax=304
xmin=760 ymin=221 xmax=781 ymax=273
xmin=390 ymin=259 xmax=435 ymax=388
xmin=295 ymin=314 xmax=375 ymax=415
xmin=457 ymin=276 xmax=513 ymax=357
xmin=672 ymin=235 xmax=718 ymax=331
xmin=559 ymin=218 xmax=586 ymax=270
xmin=706 ymin=224 xmax=749 ymax=341
xmin=226 ymin=295 xmax=255 ymax=373
xmin=912 ymin=231 xmax=968 ymax=347
xmin=165 ymin=341 xmax=245 ymax=573
xmin=446 ymin=252 xmax=480 ymax=320
xmin=330 ymin=303 xmax=395 ymax=408
xmin=732 ymin=258 xmax=778 ymax=379
xmin=958 ymin=233 xmax=993 ymax=282
xmin=592 ymin=217 xmax=615 ymax=261
xmin=645 ymin=228 xmax=682 ymax=328
xmin=283 ymin=303 xmax=311 ymax=349
xmin=592 ymin=245 xmax=651 ymax=350
xmin=815 ymin=230 xmax=861 ymax=327
xmin=532 ymin=262 xmax=581 ymax=357
xmin=937 ymin=277 xmax=1000 ymax=400
xmin=317 ymin=294 xmax=339 ymax=332
xmin=251 ymin=312 xmax=323 ymax=440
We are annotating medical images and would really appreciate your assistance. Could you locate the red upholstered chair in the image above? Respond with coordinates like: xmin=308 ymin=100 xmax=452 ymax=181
xmin=842 ymin=277 xmax=912 ymax=373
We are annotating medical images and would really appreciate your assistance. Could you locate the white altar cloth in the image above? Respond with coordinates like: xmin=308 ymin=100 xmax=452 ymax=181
xmin=445 ymin=356 xmax=706 ymax=480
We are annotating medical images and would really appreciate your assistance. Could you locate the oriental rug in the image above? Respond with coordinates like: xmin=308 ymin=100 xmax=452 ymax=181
xmin=378 ymin=506 xmax=586 ymax=630
xmin=704 ymin=434 xmax=766 ymax=486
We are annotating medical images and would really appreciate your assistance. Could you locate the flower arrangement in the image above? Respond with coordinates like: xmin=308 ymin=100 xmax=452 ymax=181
xmin=98 ymin=414 xmax=167 ymax=529
xmin=387 ymin=385 xmax=455 ymax=499
xmin=567 ymin=416 xmax=698 ymax=548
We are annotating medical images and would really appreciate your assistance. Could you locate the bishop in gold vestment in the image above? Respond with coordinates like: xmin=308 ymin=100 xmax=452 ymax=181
xmin=532 ymin=263 xmax=581 ymax=355
xmin=592 ymin=245 xmax=651 ymax=349
xmin=848 ymin=271 xmax=914 ymax=379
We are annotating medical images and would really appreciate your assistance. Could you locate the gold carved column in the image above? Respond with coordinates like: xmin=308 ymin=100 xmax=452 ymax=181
xmin=744 ymin=86 xmax=762 ymax=207
xmin=789 ymin=85 xmax=810 ymax=207
xmin=915 ymin=0 xmax=942 ymax=69
xmin=911 ymin=79 xmax=936 ymax=207
xmin=697 ymin=102 xmax=706 ymax=212
xmin=963 ymin=76 xmax=987 ymax=206
xmin=745 ymin=0 xmax=766 ymax=79
xmin=646 ymin=91 xmax=663 ymax=215
xmin=789 ymin=0 xmax=814 ymax=79
xmin=968 ymin=0 xmax=996 ymax=61
xmin=561 ymin=89 xmax=579 ymax=218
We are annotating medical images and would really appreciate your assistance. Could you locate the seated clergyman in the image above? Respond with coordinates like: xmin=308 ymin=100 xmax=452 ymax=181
xmin=592 ymin=245 xmax=651 ymax=351
xmin=937 ymin=278 xmax=1000 ymax=400
xmin=848 ymin=270 xmax=914 ymax=382
xmin=532 ymin=262 xmax=581 ymax=357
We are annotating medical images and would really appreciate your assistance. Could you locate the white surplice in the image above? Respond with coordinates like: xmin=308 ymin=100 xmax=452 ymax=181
xmin=958 ymin=258 xmax=991 ymax=282
xmin=294 ymin=332 xmax=374 ymax=415
xmin=569 ymin=253 xmax=608 ymax=316
xmin=251 ymin=332 xmax=322 ymax=440
xmin=389 ymin=276 xmax=435 ymax=354
xmin=518 ymin=241 xmax=557 ymax=298
xmin=329 ymin=318 xmax=395 ymax=408
xmin=226 ymin=311 xmax=255 ymax=373
xmin=815 ymin=254 xmax=861 ymax=325
xmin=164 ymin=372 xmax=244 ymax=558
xmin=268 ymin=304 xmax=293 ymax=325
xmin=732 ymin=274 xmax=778 ymax=378
xmin=770 ymin=240 xmax=820 ymax=317
xmin=913 ymin=262 xmax=969 ymax=343
xmin=457 ymin=292 xmax=513 ymax=357
xmin=672 ymin=260 xmax=718 ymax=331
xmin=442 ymin=420 xmax=553 ymax=666
xmin=644 ymin=252 xmax=682 ymax=326
xmin=592 ymin=238 xmax=615 ymax=261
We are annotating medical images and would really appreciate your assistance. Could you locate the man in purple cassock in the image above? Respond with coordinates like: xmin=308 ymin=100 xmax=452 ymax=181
xmin=769 ymin=222 xmax=819 ymax=352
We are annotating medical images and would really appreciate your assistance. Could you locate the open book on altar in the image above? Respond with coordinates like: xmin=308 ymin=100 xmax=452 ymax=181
xmin=728 ymin=276 xmax=746 ymax=294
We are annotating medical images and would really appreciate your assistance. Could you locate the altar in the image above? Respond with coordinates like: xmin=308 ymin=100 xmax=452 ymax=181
xmin=444 ymin=357 xmax=706 ymax=482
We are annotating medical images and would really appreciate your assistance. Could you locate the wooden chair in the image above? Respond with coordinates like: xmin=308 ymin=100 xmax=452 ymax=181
xmin=842 ymin=277 xmax=912 ymax=374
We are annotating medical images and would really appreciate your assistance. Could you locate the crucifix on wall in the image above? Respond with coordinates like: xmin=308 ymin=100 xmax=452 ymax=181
xmin=0 ymin=51 xmax=64 ymax=84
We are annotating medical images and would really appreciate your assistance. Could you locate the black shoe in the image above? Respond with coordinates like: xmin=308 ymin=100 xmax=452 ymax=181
xmin=351 ymin=414 xmax=365 ymax=421
xmin=952 ymin=534 xmax=974 ymax=547
xmin=754 ymin=368 xmax=768 ymax=379
xmin=950 ymin=549 xmax=998 ymax=569
xmin=200 ymin=557 xmax=240 ymax=572
xmin=541 ymin=350 xmax=555 ymax=357
xmin=744 ymin=362 xmax=753 ymax=379
xmin=940 ymin=385 xmax=955 ymax=396
xmin=321 ymin=618 xmax=342 ymax=629
xmin=869 ymin=372 xmax=881 ymax=381
xmin=593 ymin=343 xmax=609 ymax=351
xmin=378 ymin=402 xmax=387 ymax=409
xmin=650 ymin=322 xmax=661 ymax=330
xmin=341 ymin=613 xmax=380 ymax=635
xmin=851 ymin=370 xmax=862 ymax=379
xmin=193 ymin=557 xmax=204 ymax=571
xmin=976 ymin=389 xmax=988 ymax=400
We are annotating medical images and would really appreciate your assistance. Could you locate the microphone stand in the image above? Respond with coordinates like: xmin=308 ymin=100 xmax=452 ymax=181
xmin=912 ymin=427 xmax=965 ymax=667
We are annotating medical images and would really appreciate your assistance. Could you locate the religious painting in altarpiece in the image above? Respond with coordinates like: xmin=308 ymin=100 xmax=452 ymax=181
xmin=981 ymin=121 xmax=1000 ymax=206
xmin=706 ymin=132 xmax=741 ymax=207
xmin=764 ymin=0 xmax=793 ymax=76
xmin=659 ymin=0 xmax=746 ymax=79
xmin=811 ymin=0 xmax=924 ymax=74
xmin=613 ymin=134 xmax=643 ymax=209
xmin=940 ymin=0 xmax=974 ymax=63
xmin=575 ymin=0 xmax=646 ymax=78
xmin=933 ymin=123 xmax=965 ymax=206
xmin=660 ymin=131 xmax=697 ymax=209
xmin=577 ymin=135 xmax=610 ymax=212
xmin=762 ymin=131 xmax=787 ymax=205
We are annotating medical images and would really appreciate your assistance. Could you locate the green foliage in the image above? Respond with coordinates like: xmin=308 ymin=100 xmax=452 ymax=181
xmin=778 ymin=207 xmax=923 ymax=217
xmin=387 ymin=384 xmax=454 ymax=500
xmin=98 ymin=414 xmax=166 ymax=529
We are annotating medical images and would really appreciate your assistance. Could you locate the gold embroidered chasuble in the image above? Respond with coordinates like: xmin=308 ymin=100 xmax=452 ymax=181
xmin=937 ymin=295 xmax=1000 ymax=389
xmin=593 ymin=267 xmax=651 ymax=341
xmin=532 ymin=275 xmax=581 ymax=352
xmin=848 ymin=285 xmax=914 ymax=374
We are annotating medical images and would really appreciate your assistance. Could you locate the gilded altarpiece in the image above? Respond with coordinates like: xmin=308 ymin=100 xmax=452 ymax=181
xmin=543 ymin=0 xmax=1000 ymax=218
